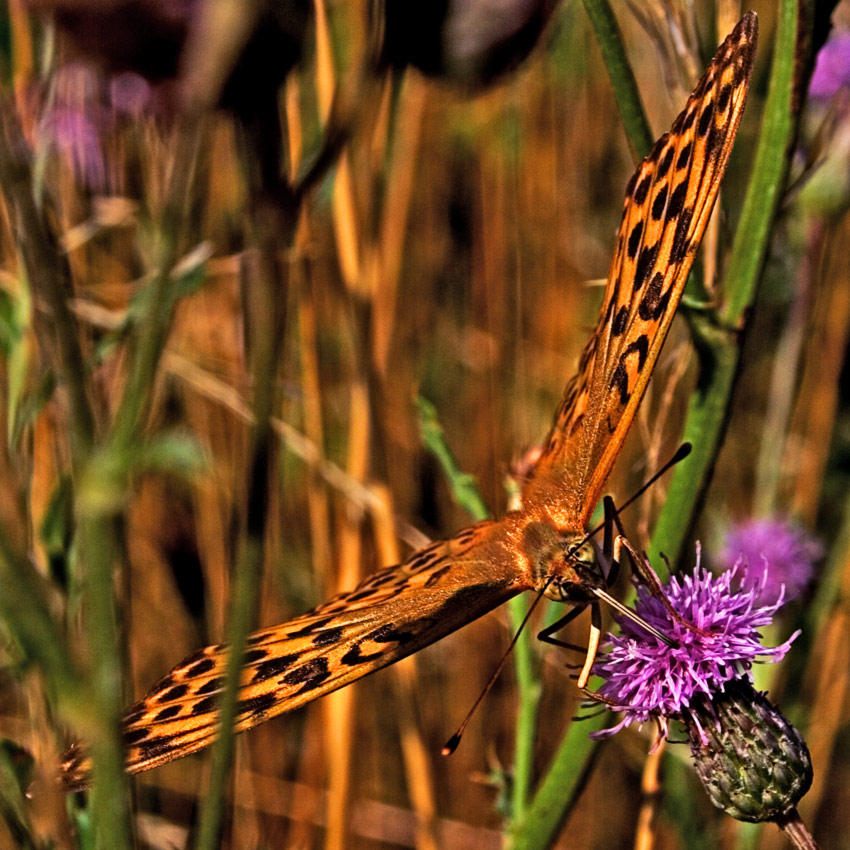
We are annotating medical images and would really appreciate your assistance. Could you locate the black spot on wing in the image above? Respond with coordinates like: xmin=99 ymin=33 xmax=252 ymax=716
xmin=197 ymin=676 xmax=225 ymax=695
xmin=157 ymin=684 xmax=189 ymax=702
xmin=658 ymin=147 xmax=674 ymax=179
xmin=243 ymin=648 xmax=268 ymax=663
xmin=137 ymin=736 xmax=172 ymax=759
xmin=185 ymin=657 xmax=215 ymax=677
xmin=237 ymin=693 xmax=278 ymax=716
xmin=180 ymin=648 xmax=209 ymax=667
xmin=313 ymin=626 xmax=344 ymax=646
xmin=369 ymin=623 xmax=415 ymax=644
xmin=698 ymin=103 xmax=714 ymax=136
xmin=192 ymin=695 xmax=219 ymax=716
xmin=634 ymin=243 xmax=658 ymax=290
xmin=706 ymin=124 xmax=721 ymax=159
xmin=610 ymin=337 xmax=649 ymax=405
xmin=153 ymin=705 xmax=181 ymax=722
xmin=612 ymin=305 xmax=628 ymax=337
xmin=676 ymin=143 xmax=693 ymax=171
xmin=424 ymin=565 xmax=452 ymax=588
xmin=638 ymin=272 xmax=673 ymax=321
xmin=634 ymin=174 xmax=651 ymax=204
xmin=282 ymin=657 xmax=331 ymax=693
xmin=124 ymin=728 xmax=150 ymax=746
xmin=671 ymin=208 xmax=694 ymax=264
xmin=287 ymin=616 xmax=336 ymax=638
xmin=341 ymin=643 xmax=383 ymax=665
xmin=651 ymin=187 xmax=668 ymax=220
xmin=252 ymin=653 xmax=301 ymax=684
xmin=668 ymin=182 xmax=687 ymax=219
xmin=627 ymin=220 xmax=643 ymax=258
xmin=719 ymin=83 xmax=732 ymax=112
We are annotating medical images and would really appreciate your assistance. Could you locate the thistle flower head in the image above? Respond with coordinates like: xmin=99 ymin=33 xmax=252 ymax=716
xmin=719 ymin=517 xmax=822 ymax=606
xmin=591 ymin=546 xmax=798 ymax=740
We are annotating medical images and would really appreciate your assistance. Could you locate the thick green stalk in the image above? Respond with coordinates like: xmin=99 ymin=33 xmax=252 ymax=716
xmin=194 ymin=172 xmax=294 ymax=848
xmin=649 ymin=0 xmax=812 ymax=570
xmin=76 ymin=515 xmax=132 ymax=850
xmin=500 ymin=6 xmax=663 ymax=844
xmin=506 ymin=711 xmax=608 ymax=850
xmin=416 ymin=397 xmax=539 ymax=821
xmin=581 ymin=0 xmax=653 ymax=160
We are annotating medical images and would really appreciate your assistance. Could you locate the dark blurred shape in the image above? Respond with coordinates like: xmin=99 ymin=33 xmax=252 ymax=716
xmin=25 ymin=0 xmax=310 ymax=116
xmin=26 ymin=0 xmax=193 ymax=81
xmin=381 ymin=0 xmax=559 ymax=87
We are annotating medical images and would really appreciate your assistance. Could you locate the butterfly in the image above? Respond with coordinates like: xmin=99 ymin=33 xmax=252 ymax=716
xmin=62 ymin=12 xmax=757 ymax=790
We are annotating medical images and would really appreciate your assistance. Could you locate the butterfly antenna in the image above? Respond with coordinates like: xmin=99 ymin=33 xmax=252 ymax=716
xmin=586 ymin=442 xmax=691 ymax=539
xmin=442 ymin=577 xmax=552 ymax=756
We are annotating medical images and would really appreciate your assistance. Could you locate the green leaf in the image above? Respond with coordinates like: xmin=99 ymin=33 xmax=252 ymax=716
xmin=78 ymin=433 xmax=207 ymax=516
xmin=135 ymin=432 xmax=208 ymax=478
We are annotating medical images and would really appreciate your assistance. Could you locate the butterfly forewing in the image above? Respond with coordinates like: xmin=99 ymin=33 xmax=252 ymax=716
xmin=524 ymin=13 xmax=756 ymax=527
xmin=62 ymin=520 xmax=528 ymax=790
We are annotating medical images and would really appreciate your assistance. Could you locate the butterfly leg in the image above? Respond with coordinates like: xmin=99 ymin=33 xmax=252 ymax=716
xmin=537 ymin=603 xmax=602 ymax=690
xmin=616 ymin=535 xmax=710 ymax=638
xmin=537 ymin=603 xmax=587 ymax=652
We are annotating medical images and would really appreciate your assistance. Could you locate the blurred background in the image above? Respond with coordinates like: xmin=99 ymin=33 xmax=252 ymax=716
xmin=0 ymin=0 xmax=849 ymax=848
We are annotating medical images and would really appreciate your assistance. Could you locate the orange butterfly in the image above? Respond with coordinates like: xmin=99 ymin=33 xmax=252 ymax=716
xmin=62 ymin=12 xmax=757 ymax=790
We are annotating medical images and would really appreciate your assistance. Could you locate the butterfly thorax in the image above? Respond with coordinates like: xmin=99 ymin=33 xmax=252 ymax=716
xmin=520 ymin=519 xmax=603 ymax=604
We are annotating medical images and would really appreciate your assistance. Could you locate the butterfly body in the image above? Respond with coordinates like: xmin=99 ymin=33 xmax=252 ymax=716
xmin=62 ymin=12 xmax=757 ymax=790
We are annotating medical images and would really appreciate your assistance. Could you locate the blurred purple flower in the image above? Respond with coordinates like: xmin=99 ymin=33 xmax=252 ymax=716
xmin=110 ymin=72 xmax=153 ymax=118
xmin=809 ymin=31 xmax=850 ymax=101
xmin=591 ymin=546 xmax=798 ymax=741
xmin=719 ymin=518 xmax=822 ymax=606
xmin=37 ymin=64 xmax=107 ymax=190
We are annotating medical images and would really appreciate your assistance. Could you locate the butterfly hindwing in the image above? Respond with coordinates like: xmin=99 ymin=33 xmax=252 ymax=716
xmin=62 ymin=521 xmax=527 ymax=789
xmin=525 ymin=13 xmax=756 ymax=526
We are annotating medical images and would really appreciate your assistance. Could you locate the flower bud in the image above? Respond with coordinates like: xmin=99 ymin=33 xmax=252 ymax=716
xmin=686 ymin=679 xmax=813 ymax=823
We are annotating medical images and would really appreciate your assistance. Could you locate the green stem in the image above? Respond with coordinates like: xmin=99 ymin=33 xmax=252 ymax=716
xmin=194 ymin=152 xmax=295 ymax=849
xmin=649 ymin=0 xmax=812 ymax=570
xmin=416 ymin=396 xmax=539 ymax=822
xmin=581 ymin=0 xmax=654 ymax=160
xmin=77 ymin=516 xmax=132 ymax=850
xmin=109 ymin=124 xmax=204 ymax=449
xmin=506 ymin=711 xmax=608 ymax=850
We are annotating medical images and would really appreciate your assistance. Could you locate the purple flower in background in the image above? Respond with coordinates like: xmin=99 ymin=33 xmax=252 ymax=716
xmin=719 ymin=518 xmax=822 ymax=606
xmin=110 ymin=72 xmax=153 ymax=118
xmin=37 ymin=63 xmax=107 ymax=189
xmin=809 ymin=31 xmax=850 ymax=101
xmin=591 ymin=547 xmax=798 ymax=742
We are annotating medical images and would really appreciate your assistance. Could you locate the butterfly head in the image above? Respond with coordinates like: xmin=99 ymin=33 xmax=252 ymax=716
xmin=522 ymin=521 xmax=604 ymax=604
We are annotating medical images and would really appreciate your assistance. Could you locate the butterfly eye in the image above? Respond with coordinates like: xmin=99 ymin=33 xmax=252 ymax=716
xmin=569 ymin=540 xmax=597 ymax=570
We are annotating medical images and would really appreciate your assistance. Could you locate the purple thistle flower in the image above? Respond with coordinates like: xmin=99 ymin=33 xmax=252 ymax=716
xmin=591 ymin=546 xmax=798 ymax=741
xmin=719 ymin=518 xmax=822 ymax=606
